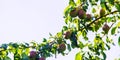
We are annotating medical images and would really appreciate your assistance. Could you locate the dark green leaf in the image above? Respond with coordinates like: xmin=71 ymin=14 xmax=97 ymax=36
xmin=1 ymin=44 xmax=8 ymax=50
xmin=101 ymin=51 xmax=106 ymax=60
xmin=108 ymin=0 xmax=114 ymax=5
xmin=3 ymin=56 xmax=11 ymax=60
xmin=111 ymin=27 xmax=117 ymax=35
xmin=115 ymin=3 xmax=120 ymax=12
xmin=106 ymin=44 xmax=110 ymax=50
xmin=67 ymin=44 xmax=71 ymax=51
xmin=62 ymin=26 xmax=68 ymax=31
xmin=43 ymin=38 xmax=47 ymax=42
xmin=118 ymin=36 xmax=120 ymax=46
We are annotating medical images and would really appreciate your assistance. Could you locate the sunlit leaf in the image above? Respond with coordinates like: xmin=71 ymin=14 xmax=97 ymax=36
xmin=69 ymin=0 xmax=76 ymax=6
xmin=64 ymin=5 xmax=71 ymax=17
xmin=76 ymin=0 xmax=81 ymax=5
xmin=75 ymin=52 xmax=82 ymax=60
xmin=117 ymin=21 xmax=120 ymax=27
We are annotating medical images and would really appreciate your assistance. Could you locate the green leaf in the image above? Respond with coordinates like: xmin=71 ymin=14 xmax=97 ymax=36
xmin=115 ymin=3 xmax=120 ymax=12
xmin=79 ymin=41 xmax=84 ymax=49
xmin=106 ymin=44 xmax=110 ymax=50
xmin=92 ymin=8 xmax=96 ymax=13
xmin=67 ymin=44 xmax=71 ymax=51
xmin=101 ymin=51 xmax=106 ymax=60
xmin=118 ymin=36 xmax=120 ymax=46
xmin=64 ymin=6 xmax=70 ymax=17
xmin=1 ymin=44 xmax=8 ymax=50
xmin=22 ymin=53 xmax=29 ymax=60
xmin=111 ymin=27 xmax=117 ymax=35
xmin=69 ymin=0 xmax=76 ymax=6
xmin=108 ymin=0 xmax=114 ymax=5
xmin=62 ymin=26 xmax=68 ymax=31
xmin=117 ymin=21 xmax=120 ymax=27
xmin=76 ymin=0 xmax=81 ymax=5
xmin=75 ymin=52 xmax=82 ymax=60
xmin=4 ymin=56 xmax=11 ymax=60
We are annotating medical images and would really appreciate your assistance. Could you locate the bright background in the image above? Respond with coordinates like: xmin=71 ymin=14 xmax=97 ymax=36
xmin=0 ymin=0 xmax=120 ymax=60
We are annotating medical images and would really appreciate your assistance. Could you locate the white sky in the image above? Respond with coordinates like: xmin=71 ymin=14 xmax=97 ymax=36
xmin=0 ymin=0 xmax=120 ymax=60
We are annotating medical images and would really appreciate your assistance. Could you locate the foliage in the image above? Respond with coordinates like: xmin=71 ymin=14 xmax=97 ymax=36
xmin=0 ymin=0 xmax=120 ymax=60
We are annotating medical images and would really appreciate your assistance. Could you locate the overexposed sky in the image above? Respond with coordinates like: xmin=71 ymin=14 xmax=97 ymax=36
xmin=0 ymin=0 xmax=67 ymax=43
xmin=0 ymin=0 xmax=120 ymax=60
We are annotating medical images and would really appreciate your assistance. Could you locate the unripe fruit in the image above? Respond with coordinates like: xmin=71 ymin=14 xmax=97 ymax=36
xmin=39 ymin=57 xmax=45 ymax=60
xmin=102 ymin=24 xmax=110 ymax=33
xmin=58 ymin=43 xmax=66 ymax=52
xmin=100 ymin=8 xmax=105 ymax=17
xmin=63 ymin=30 xmax=72 ymax=39
xmin=70 ymin=8 xmax=79 ymax=17
xmin=30 ymin=51 xmax=37 ymax=58
xmin=78 ymin=9 xmax=86 ymax=19
xmin=86 ymin=14 xmax=91 ymax=20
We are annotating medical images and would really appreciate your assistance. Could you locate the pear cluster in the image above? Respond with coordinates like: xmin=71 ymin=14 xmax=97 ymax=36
xmin=69 ymin=7 xmax=91 ymax=20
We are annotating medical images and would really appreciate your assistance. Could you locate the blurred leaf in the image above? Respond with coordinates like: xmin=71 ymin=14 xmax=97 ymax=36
xmin=21 ymin=53 xmax=29 ymax=60
xmin=73 ymin=19 xmax=79 ymax=30
xmin=18 ymin=48 xmax=23 ymax=55
xmin=76 ymin=0 xmax=81 ymax=5
xmin=92 ymin=8 xmax=96 ymax=13
xmin=67 ymin=44 xmax=71 ymax=51
xmin=100 ymin=0 xmax=105 ymax=3
xmin=115 ymin=3 xmax=120 ymax=12
xmin=77 ymin=31 xmax=82 ymax=37
xmin=64 ymin=5 xmax=71 ymax=17
xmin=101 ymin=51 xmax=106 ymax=60
xmin=117 ymin=21 xmax=120 ymax=27
xmin=111 ymin=27 xmax=117 ymax=35
xmin=49 ymin=33 xmax=52 ymax=36
xmin=75 ymin=52 xmax=82 ymax=60
xmin=65 ymin=16 xmax=72 ymax=24
xmin=25 ymin=48 xmax=30 ymax=55
xmin=3 ymin=56 xmax=11 ymax=60
xmin=69 ymin=0 xmax=76 ymax=6
xmin=56 ymin=32 xmax=62 ymax=38
xmin=70 ymin=32 xmax=78 ymax=48
xmin=118 ymin=36 xmax=120 ymax=46
xmin=79 ymin=41 xmax=84 ymax=49
xmin=108 ymin=0 xmax=114 ymax=5
xmin=107 ymin=17 xmax=113 ymax=23
xmin=43 ymin=38 xmax=47 ymax=42
xmin=62 ymin=26 xmax=68 ymax=31
xmin=1 ymin=44 xmax=8 ymax=50
xmin=106 ymin=44 xmax=110 ymax=50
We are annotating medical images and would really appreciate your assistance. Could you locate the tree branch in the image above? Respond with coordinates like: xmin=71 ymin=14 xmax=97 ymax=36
xmin=87 ymin=10 xmax=118 ymax=27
